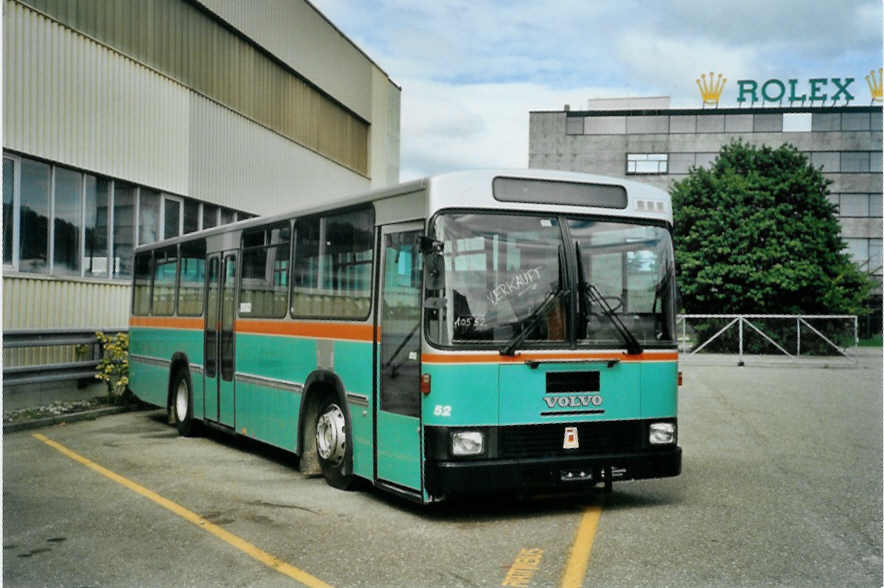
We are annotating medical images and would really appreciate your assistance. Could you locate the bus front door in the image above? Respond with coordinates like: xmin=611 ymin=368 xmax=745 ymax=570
xmin=204 ymin=252 xmax=237 ymax=428
xmin=375 ymin=224 xmax=424 ymax=493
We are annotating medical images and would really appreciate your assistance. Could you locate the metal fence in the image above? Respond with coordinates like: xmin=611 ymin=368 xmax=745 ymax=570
xmin=677 ymin=314 xmax=858 ymax=364
xmin=3 ymin=328 xmax=127 ymax=386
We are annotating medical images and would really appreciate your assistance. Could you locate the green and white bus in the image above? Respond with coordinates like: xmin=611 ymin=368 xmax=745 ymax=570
xmin=129 ymin=169 xmax=681 ymax=503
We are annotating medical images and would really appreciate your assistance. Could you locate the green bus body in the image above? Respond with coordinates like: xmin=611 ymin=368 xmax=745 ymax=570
xmin=128 ymin=170 xmax=681 ymax=504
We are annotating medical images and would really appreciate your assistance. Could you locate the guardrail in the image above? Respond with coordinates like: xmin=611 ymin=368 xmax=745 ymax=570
xmin=3 ymin=328 xmax=127 ymax=386
xmin=677 ymin=314 xmax=858 ymax=365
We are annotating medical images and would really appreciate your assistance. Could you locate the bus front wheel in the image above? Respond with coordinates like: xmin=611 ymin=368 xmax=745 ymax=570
xmin=314 ymin=394 xmax=355 ymax=490
xmin=172 ymin=369 xmax=195 ymax=437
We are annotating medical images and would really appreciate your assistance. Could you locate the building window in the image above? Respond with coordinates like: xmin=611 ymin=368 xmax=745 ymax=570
xmin=84 ymin=175 xmax=110 ymax=278
xmin=831 ymin=193 xmax=883 ymax=218
xmin=724 ymin=114 xmax=753 ymax=133
xmin=841 ymin=152 xmax=871 ymax=173
xmin=52 ymin=167 xmax=83 ymax=276
xmin=844 ymin=238 xmax=883 ymax=276
xmin=811 ymin=113 xmax=841 ymax=132
xmin=220 ymin=208 xmax=236 ymax=225
xmin=20 ymin=158 xmax=51 ymax=273
xmin=566 ymin=117 xmax=585 ymax=135
xmin=4 ymin=158 xmax=14 ymax=265
xmin=696 ymin=115 xmax=724 ymax=133
xmin=163 ymin=195 xmax=182 ymax=240
xmin=113 ymin=183 xmax=136 ymax=279
xmin=669 ymin=115 xmax=696 ymax=133
xmin=203 ymin=204 xmax=218 ymax=229
xmin=782 ymin=113 xmax=812 ymax=132
xmin=811 ymin=152 xmax=840 ymax=172
xmin=139 ymin=188 xmax=160 ymax=245
xmin=586 ymin=116 xmax=626 ymax=134
xmin=183 ymin=199 xmax=200 ymax=234
xmin=3 ymin=152 xmax=253 ymax=278
xmin=841 ymin=112 xmax=870 ymax=131
xmin=627 ymin=154 xmax=668 ymax=174
xmin=626 ymin=116 xmax=669 ymax=134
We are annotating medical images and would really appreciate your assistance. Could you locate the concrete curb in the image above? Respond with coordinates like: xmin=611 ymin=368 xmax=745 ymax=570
xmin=3 ymin=404 xmax=149 ymax=434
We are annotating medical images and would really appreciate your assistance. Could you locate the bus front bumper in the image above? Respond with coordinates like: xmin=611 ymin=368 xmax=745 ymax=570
xmin=425 ymin=447 xmax=681 ymax=497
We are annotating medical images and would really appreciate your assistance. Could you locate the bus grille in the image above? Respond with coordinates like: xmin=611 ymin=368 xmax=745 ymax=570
xmin=498 ymin=421 xmax=643 ymax=459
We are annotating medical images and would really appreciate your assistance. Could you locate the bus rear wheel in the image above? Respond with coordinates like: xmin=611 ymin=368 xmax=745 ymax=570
xmin=314 ymin=395 xmax=355 ymax=490
xmin=172 ymin=369 xmax=195 ymax=437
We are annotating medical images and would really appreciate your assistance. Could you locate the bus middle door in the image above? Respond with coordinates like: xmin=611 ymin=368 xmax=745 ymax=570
xmin=204 ymin=251 xmax=237 ymax=428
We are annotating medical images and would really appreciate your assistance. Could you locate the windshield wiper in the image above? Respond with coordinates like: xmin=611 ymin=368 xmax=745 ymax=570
xmin=575 ymin=242 xmax=643 ymax=356
xmin=499 ymin=286 xmax=568 ymax=356
xmin=499 ymin=244 xmax=568 ymax=356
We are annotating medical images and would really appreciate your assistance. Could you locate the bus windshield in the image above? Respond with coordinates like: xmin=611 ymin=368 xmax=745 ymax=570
xmin=424 ymin=212 xmax=676 ymax=349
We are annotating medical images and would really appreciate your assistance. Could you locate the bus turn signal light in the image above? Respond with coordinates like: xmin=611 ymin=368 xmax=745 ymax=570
xmin=678 ymin=371 xmax=683 ymax=386
xmin=421 ymin=373 xmax=431 ymax=396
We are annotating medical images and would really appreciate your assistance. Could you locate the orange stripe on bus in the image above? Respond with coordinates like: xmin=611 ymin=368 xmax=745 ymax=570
xmin=235 ymin=319 xmax=377 ymax=342
xmin=129 ymin=316 xmax=204 ymax=330
xmin=421 ymin=351 xmax=678 ymax=364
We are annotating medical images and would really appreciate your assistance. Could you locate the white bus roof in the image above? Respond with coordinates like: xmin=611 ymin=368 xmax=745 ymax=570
xmin=136 ymin=169 xmax=672 ymax=252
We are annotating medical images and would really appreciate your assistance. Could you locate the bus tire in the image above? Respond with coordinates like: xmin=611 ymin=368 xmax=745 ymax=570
xmin=314 ymin=393 xmax=355 ymax=490
xmin=172 ymin=368 xmax=195 ymax=437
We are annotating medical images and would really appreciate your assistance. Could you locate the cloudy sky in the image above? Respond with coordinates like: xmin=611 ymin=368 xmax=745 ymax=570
xmin=312 ymin=1 xmax=882 ymax=181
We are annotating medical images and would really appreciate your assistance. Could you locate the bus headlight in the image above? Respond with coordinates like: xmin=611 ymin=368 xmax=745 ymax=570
xmin=451 ymin=431 xmax=485 ymax=456
xmin=649 ymin=422 xmax=676 ymax=445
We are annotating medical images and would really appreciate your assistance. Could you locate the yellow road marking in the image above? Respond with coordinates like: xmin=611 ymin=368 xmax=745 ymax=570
xmin=32 ymin=433 xmax=333 ymax=588
xmin=502 ymin=547 xmax=544 ymax=586
xmin=560 ymin=504 xmax=602 ymax=588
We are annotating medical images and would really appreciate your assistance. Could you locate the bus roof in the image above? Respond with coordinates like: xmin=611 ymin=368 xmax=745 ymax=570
xmin=135 ymin=169 xmax=672 ymax=253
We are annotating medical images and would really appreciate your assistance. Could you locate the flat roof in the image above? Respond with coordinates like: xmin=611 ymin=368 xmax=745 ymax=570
xmin=532 ymin=104 xmax=883 ymax=117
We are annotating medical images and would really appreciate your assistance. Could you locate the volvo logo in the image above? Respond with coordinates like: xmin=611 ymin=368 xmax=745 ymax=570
xmin=543 ymin=394 xmax=602 ymax=409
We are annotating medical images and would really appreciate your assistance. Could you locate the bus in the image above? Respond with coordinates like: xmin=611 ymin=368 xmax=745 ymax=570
xmin=128 ymin=169 xmax=681 ymax=503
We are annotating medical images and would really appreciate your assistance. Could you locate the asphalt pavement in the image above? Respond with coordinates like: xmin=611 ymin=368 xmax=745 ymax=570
xmin=3 ymin=351 xmax=881 ymax=587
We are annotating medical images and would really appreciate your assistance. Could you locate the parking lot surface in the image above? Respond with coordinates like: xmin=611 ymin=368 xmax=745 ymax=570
xmin=4 ymin=351 xmax=882 ymax=587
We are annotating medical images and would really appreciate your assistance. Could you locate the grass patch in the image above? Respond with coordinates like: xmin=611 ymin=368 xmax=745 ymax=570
xmin=858 ymin=334 xmax=882 ymax=347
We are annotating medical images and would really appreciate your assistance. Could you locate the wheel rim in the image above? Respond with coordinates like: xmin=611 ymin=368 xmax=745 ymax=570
xmin=175 ymin=380 xmax=188 ymax=422
xmin=315 ymin=403 xmax=346 ymax=466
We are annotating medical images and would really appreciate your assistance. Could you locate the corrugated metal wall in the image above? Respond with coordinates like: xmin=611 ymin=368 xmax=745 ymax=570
xmin=4 ymin=1 xmax=371 ymax=211
xmin=17 ymin=0 xmax=369 ymax=175
xmin=4 ymin=0 xmax=192 ymax=195
xmin=3 ymin=277 xmax=130 ymax=367
xmin=187 ymin=93 xmax=369 ymax=215
xmin=195 ymin=0 xmax=376 ymax=121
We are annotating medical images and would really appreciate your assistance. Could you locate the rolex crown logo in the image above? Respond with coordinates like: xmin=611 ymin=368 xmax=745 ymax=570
xmin=696 ymin=72 xmax=727 ymax=107
xmin=866 ymin=68 xmax=883 ymax=104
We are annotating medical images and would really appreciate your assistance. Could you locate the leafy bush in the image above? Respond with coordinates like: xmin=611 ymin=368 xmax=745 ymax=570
xmin=95 ymin=331 xmax=129 ymax=401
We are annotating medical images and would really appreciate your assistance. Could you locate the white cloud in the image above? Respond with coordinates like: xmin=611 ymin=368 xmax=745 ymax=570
xmin=614 ymin=31 xmax=761 ymax=107
xmin=310 ymin=0 xmax=882 ymax=180
xmin=398 ymin=80 xmax=634 ymax=180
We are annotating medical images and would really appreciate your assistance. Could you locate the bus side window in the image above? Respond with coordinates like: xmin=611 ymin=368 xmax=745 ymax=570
xmin=178 ymin=239 xmax=207 ymax=316
xmin=292 ymin=207 xmax=373 ymax=319
xmin=133 ymin=252 xmax=152 ymax=315
xmin=241 ymin=223 xmax=290 ymax=318
xmin=152 ymin=246 xmax=178 ymax=316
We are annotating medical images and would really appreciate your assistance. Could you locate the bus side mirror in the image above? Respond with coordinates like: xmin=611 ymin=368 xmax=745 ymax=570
xmin=424 ymin=252 xmax=445 ymax=290
xmin=419 ymin=236 xmax=443 ymax=255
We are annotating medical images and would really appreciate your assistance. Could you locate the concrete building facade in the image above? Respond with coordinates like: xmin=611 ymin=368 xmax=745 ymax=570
xmin=529 ymin=101 xmax=883 ymax=313
xmin=2 ymin=1 xmax=400 ymax=375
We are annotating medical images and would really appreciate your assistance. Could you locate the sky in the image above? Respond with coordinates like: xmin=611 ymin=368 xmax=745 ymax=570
xmin=311 ymin=0 xmax=883 ymax=181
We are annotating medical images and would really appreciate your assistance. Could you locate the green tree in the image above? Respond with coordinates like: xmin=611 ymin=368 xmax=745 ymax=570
xmin=671 ymin=141 xmax=870 ymax=315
